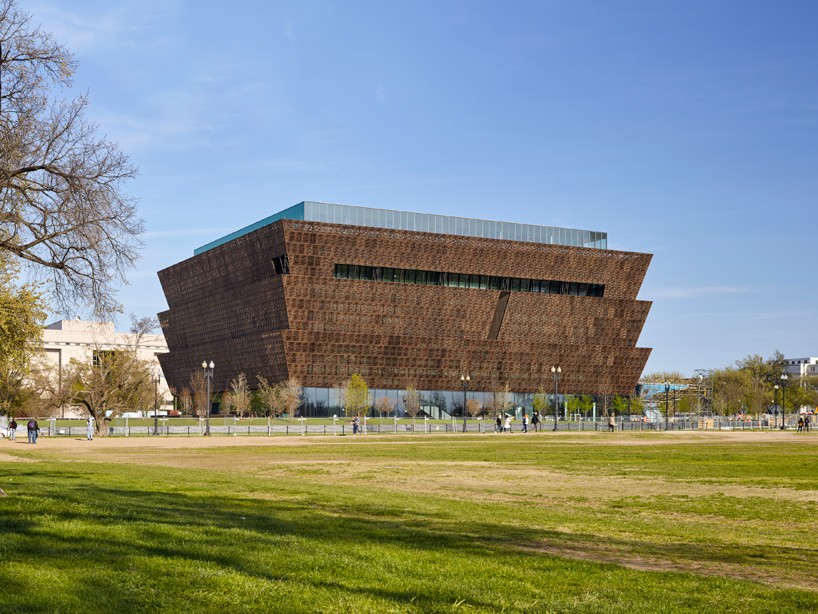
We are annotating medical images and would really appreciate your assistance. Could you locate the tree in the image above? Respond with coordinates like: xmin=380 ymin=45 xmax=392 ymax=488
xmin=465 ymin=397 xmax=482 ymax=418
xmin=256 ymin=375 xmax=302 ymax=418
xmin=566 ymin=394 xmax=593 ymax=419
xmin=178 ymin=387 xmax=192 ymax=415
xmin=489 ymin=382 xmax=513 ymax=418
xmin=189 ymin=371 xmax=207 ymax=418
xmin=280 ymin=378 xmax=302 ymax=417
xmin=403 ymin=386 xmax=421 ymax=426
xmin=226 ymin=373 xmax=251 ymax=417
xmin=0 ymin=254 xmax=46 ymax=415
xmin=342 ymin=373 xmax=369 ymax=418
xmin=1 ymin=0 xmax=143 ymax=317
xmin=642 ymin=371 xmax=686 ymax=383
xmin=611 ymin=395 xmax=629 ymax=416
xmin=532 ymin=387 xmax=548 ymax=418
xmin=430 ymin=391 xmax=447 ymax=417
xmin=375 ymin=396 xmax=396 ymax=418
xmin=66 ymin=346 xmax=153 ymax=435
xmin=256 ymin=375 xmax=283 ymax=418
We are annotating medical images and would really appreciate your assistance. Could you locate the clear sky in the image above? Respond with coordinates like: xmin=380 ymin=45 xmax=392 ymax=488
xmin=28 ymin=0 xmax=818 ymax=377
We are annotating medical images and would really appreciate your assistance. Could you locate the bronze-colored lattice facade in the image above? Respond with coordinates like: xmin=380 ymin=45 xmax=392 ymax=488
xmin=157 ymin=219 xmax=652 ymax=396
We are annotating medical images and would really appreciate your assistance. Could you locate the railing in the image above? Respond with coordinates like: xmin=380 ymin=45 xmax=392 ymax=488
xmin=29 ymin=417 xmax=806 ymax=438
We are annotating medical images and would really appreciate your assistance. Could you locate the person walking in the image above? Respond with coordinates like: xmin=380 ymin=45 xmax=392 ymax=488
xmin=531 ymin=412 xmax=540 ymax=432
xmin=27 ymin=418 xmax=39 ymax=444
xmin=608 ymin=413 xmax=616 ymax=433
xmin=495 ymin=414 xmax=502 ymax=433
xmin=504 ymin=415 xmax=512 ymax=433
xmin=352 ymin=416 xmax=360 ymax=435
xmin=87 ymin=415 xmax=95 ymax=440
xmin=522 ymin=414 xmax=528 ymax=433
xmin=7 ymin=417 xmax=17 ymax=442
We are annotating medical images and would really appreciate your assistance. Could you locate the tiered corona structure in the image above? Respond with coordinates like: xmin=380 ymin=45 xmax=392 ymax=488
xmin=158 ymin=202 xmax=652 ymax=414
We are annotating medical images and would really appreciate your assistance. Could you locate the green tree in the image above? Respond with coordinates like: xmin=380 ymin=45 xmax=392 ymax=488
xmin=343 ymin=373 xmax=369 ymax=418
xmin=611 ymin=395 xmax=629 ymax=416
xmin=1 ymin=0 xmax=142 ymax=317
xmin=566 ymin=394 xmax=593 ymax=419
xmin=0 ymin=255 xmax=46 ymax=415
xmin=532 ymin=388 xmax=548 ymax=415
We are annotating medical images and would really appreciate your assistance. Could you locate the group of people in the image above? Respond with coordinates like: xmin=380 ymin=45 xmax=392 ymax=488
xmin=495 ymin=412 xmax=542 ymax=433
xmin=4 ymin=417 xmax=39 ymax=444
xmin=797 ymin=415 xmax=812 ymax=432
xmin=4 ymin=416 xmax=95 ymax=442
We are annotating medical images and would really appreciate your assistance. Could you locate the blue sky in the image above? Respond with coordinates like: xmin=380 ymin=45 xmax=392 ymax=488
xmin=28 ymin=0 xmax=818 ymax=377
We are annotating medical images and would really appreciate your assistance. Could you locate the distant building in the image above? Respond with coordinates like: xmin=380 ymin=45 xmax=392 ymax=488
xmin=158 ymin=201 xmax=652 ymax=416
xmin=782 ymin=357 xmax=818 ymax=378
xmin=40 ymin=319 xmax=170 ymax=416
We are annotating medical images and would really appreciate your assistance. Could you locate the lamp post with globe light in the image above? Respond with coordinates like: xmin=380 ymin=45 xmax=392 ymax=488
xmin=202 ymin=361 xmax=214 ymax=436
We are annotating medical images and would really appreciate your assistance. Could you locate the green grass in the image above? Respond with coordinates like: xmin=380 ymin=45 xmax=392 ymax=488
xmin=1 ymin=433 xmax=817 ymax=612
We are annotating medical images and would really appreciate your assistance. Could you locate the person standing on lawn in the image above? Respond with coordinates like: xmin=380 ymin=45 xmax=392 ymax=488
xmin=27 ymin=418 xmax=39 ymax=444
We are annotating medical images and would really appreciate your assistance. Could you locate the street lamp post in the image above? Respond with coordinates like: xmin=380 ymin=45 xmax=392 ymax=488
xmin=202 ymin=360 xmax=214 ymax=436
xmin=780 ymin=374 xmax=788 ymax=430
xmin=460 ymin=374 xmax=470 ymax=433
xmin=672 ymin=389 xmax=676 ymax=427
xmin=664 ymin=382 xmax=670 ymax=431
xmin=773 ymin=384 xmax=780 ymax=429
xmin=152 ymin=370 xmax=161 ymax=435
xmin=551 ymin=366 xmax=561 ymax=431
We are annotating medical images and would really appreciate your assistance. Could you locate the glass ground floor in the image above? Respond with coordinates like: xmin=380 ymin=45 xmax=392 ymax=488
xmin=298 ymin=386 xmax=567 ymax=419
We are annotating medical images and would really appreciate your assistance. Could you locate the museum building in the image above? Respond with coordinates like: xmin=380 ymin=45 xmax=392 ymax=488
xmin=157 ymin=202 xmax=652 ymax=416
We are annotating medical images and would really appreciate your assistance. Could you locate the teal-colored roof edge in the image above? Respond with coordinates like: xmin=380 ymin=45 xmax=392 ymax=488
xmin=193 ymin=202 xmax=305 ymax=255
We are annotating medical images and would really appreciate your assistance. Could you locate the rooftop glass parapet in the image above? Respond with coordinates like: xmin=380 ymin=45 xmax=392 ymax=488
xmin=194 ymin=201 xmax=607 ymax=255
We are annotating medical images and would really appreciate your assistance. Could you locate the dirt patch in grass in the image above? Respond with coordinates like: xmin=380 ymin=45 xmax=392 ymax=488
xmin=0 ymin=449 xmax=37 ymax=462
xmin=522 ymin=542 xmax=818 ymax=591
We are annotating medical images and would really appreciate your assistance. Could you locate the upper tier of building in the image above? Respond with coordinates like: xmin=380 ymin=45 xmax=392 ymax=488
xmin=194 ymin=201 xmax=608 ymax=255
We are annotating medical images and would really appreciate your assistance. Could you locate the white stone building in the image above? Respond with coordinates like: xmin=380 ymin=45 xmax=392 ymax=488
xmin=783 ymin=357 xmax=818 ymax=378
xmin=41 ymin=319 xmax=170 ymax=417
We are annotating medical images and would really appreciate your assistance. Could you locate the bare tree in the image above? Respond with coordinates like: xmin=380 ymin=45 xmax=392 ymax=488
xmin=281 ymin=378 xmax=302 ymax=417
xmin=404 ymin=386 xmax=421 ymax=427
xmin=1 ymin=0 xmax=143 ymax=317
xmin=189 ymin=371 xmax=207 ymax=418
xmin=465 ymin=397 xmax=482 ymax=418
xmin=178 ymin=387 xmax=192 ymax=415
xmin=65 ymin=345 xmax=152 ymax=435
xmin=375 ymin=396 xmax=396 ymax=418
xmin=227 ymin=373 xmax=251 ymax=417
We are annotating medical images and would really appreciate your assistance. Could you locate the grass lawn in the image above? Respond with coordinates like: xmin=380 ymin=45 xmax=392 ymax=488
xmin=0 ymin=431 xmax=816 ymax=612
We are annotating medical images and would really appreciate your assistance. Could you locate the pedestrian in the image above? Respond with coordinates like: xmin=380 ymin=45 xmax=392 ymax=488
xmin=522 ymin=414 xmax=528 ymax=433
xmin=806 ymin=415 xmax=812 ymax=432
xmin=608 ymin=414 xmax=615 ymax=433
xmin=798 ymin=416 xmax=804 ymax=432
xmin=87 ymin=415 xmax=95 ymax=440
xmin=352 ymin=416 xmax=360 ymax=435
xmin=7 ymin=417 xmax=17 ymax=441
xmin=495 ymin=415 xmax=502 ymax=433
xmin=531 ymin=412 xmax=540 ymax=432
xmin=504 ymin=415 xmax=512 ymax=433
xmin=27 ymin=418 xmax=39 ymax=444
